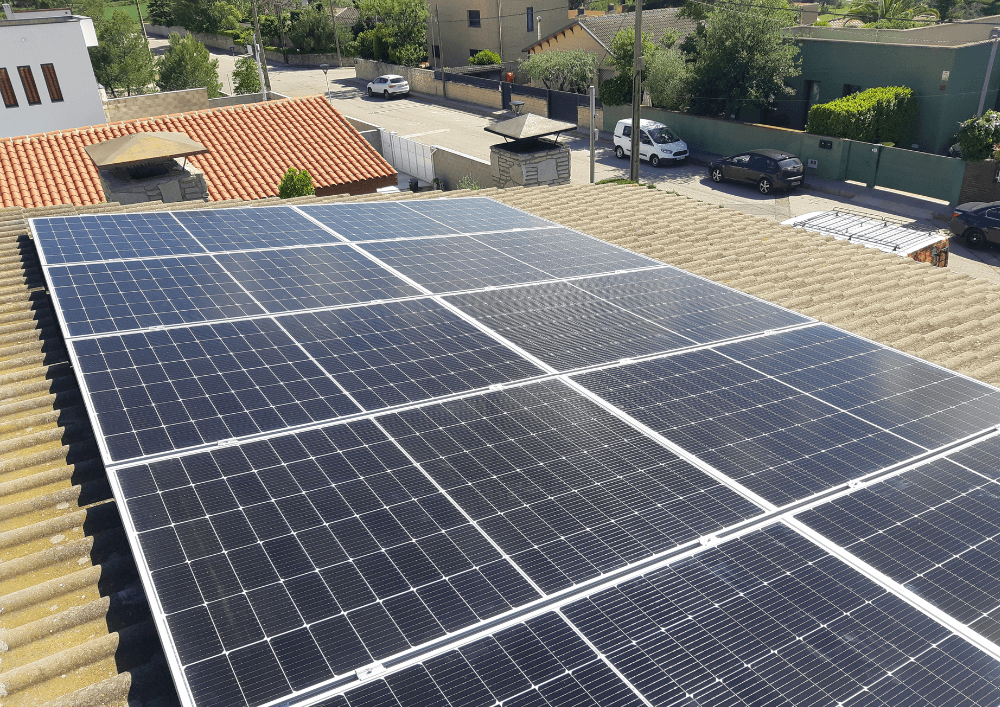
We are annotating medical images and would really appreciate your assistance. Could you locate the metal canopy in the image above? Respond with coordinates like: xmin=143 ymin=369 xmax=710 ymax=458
xmin=484 ymin=113 xmax=576 ymax=140
xmin=84 ymin=132 xmax=209 ymax=168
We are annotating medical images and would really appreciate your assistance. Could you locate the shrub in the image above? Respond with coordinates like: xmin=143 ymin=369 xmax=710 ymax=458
xmin=956 ymin=111 xmax=1000 ymax=161
xmin=469 ymin=49 xmax=502 ymax=66
xmin=278 ymin=168 xmax=316 ymax=198
xmin=457 ymin=175 xmax=480 ymax=190
xmin=598 ymin=74 xmax=632 ymax=106
xmin=806 ymin=86 xmax=917 ymax=144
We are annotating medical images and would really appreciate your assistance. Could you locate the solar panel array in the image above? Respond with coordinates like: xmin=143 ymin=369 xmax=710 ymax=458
xmin=31 ymin=196 xmax=1000 ymax=707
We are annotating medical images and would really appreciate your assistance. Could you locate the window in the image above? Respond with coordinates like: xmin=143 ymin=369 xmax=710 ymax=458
xmin=730 ymin=154 xmax=750 ymax=166
xmin=527 ymin=6 xmax=533 ymax=31
xmin=41 ymin=63 xmax=62 ymax=102
xmin=0 ymin=68 xmax=16 ymax=108
xmin=748 ymin=153 xmax=768 ymax=171
xmin=468 ymin=9 xmax=480 ymax=27
xmin=622 ymin=125 xmax=631 ymax=138
xmin=17 ymin=66 xmax=40 ymax=105
xmin=434 ymin=44 xmax=440 ymax=58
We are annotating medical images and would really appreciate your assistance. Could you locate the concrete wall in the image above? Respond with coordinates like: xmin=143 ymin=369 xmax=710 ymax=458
xmin=578 ymin=103 xmax=603 ymax=129
xmin=432 ymin=146 xmax=493 ymax=189
xmin=104 ymin=88 xmax=209 ymax=122
xmin=517 ymin=93 xmax=548 ymax=117
xmin=0 ymin=17 xmax=107 ymax=137
xmin=207 ymin=91 xmax=288 ymax=108
xmin=789 ymin=15 xmax=1000 ymax=44
xmin=777 ymin=37 xmax=1000 ymax=154
xmin=603 ymin=104 xmax=967 ymax=203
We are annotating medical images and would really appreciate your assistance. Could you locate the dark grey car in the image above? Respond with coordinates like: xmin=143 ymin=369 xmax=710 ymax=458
xmin=709 ymin=149 xmax=805 ymax=195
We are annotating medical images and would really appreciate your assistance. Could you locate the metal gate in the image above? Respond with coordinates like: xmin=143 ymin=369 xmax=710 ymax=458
xmin=380 ymin=130 xmax=435 ymax=184
xmin=845 ymin=141 xmax=880 ymax=187
xmin=548 ymin=90 xmax=580 ymax=124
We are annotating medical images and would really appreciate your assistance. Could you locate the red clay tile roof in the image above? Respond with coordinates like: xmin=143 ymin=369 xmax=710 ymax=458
xmin=0 ymin=95 xmax=396 ymax=208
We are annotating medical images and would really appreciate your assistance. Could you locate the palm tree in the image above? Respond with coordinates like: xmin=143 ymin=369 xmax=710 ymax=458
xmin=848 ymin=0 xmax=936 ymax=22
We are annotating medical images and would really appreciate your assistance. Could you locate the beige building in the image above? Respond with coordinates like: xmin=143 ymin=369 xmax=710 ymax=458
xmin=525 ymin=7 xmax=697 ymax=81
xmin=428 ymin=0 xmax=570 ymax=68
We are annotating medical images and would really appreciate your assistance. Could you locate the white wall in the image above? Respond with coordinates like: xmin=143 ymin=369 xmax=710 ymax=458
xmin=0 ymin=17 xmax=107 ymax=138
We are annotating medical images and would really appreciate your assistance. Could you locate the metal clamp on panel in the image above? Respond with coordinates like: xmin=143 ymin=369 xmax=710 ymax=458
xmin=356 ymin=663 xmax=386 ymax=681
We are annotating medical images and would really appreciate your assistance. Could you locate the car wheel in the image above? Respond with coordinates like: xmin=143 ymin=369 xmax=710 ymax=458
xmin=710 ymin=167 xmax=723 ymax=183
xmin=615 ymin=146 xmax=625 ymax=159
xmin=650 ymin=154 xmax=659 ymax=167
xmin=758 ymin=177 xmax=773 ymax=195
xmin=367 ymin=87 xmax=373 ymax=97
xmin=965 ymin=228 xmax=986 ymax=248
xmin=384 ymin=90 xmax=390 ymax=99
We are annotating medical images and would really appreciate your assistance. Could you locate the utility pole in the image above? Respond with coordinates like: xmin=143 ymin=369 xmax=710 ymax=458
xmin=589 ymin=84 xmax=596 ymax=183
xmin=329 ymin=1 xmax=342 ymax=67
xmin=436 ymin=4 xmax=445 ymax=94
xmin=629 ymin=0 xmax=643 ymax=182
xmin=252 ymin=0 xmax=272 ymax=95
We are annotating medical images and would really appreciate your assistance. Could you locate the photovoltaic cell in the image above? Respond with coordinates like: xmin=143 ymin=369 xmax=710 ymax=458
xmin=574 ymin=345 xmax=924 ymax=507
xmin=75 ymin=319 xmax=359 ymax=462
xmin=46 ymin=256 xmax=265 ymax=337
xmin=402 ymin=196 xmax=554 ymax=232
xmin=473 ymin=227 xmax=657 ymax=279
xmin=116 ymin=419 xmax=540 ymax=707
xmin=799 ymin=443 xmax=1000 ymax=643
xmin=445 ymin=281 xmax=697 ymax=370
xmin=173 ymin=207 xmax=338 ymax=251
xmin=33 ymin=212 xmax=205 ymax=264
xmin=571 ymin=267 xmax=812 ymax=344
xmin=278 ymin=300 xmax=544 ymax=410
xmin=358 ymin=237 xmax=552 ymax=293
xmin=721 ymin=325 xmax=1000 ymax=448
xmin=380 ymin=380 xmax=763 ymax=595
xmin=212 ymin=245 xmax=421 ymax=312
xmin=562 ymin=523 xmax=1000 ymax=707
xmin=299 ymin=202 xmax=461 ymax=241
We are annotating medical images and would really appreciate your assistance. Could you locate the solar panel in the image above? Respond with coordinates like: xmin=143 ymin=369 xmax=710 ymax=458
xmin=33 ymin=212 xmax=205 ymax=264
xmin=212 ymin=246 xmax=422 ymax=312
xmin=77 ymin=319 xmax=360 ymax=462
xmin=278 ymin=300 xmax=545 ymax=410
xmin=379 ymin=380 xmax=763 ymax=594
xmin=116 ymin=418 xmax=541 ymax=707
xmin=300 ymin=202 xmax=462 ymax=241
xmin=473 ymin=227 xmax=659 ymax=279
xmin=46 ymin=256 xmax=265 ymax=337
xmin=799 ymin=440 xmax=1000 ymax=643
xmin=574 ymin=340 xmax=925 ymax=507
xmin=445 ymin=279 xmax=699 ymax=370
xmin=174 ymin=206 xmax=339 ymax=251
xmin=31 ymin=196 xmax=1000 ymax=707
xmin=358 ymin=236 xmax=553 ymax=292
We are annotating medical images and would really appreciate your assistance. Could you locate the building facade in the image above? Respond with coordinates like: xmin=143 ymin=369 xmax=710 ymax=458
xmin=0 ymin=9 xmax=105 ymax=139
xmin=427 ymin=0 xmax=570 ymax=69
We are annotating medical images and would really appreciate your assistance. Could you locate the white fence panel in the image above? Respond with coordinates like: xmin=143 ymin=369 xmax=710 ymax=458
xmin=381 ymin=130 xmax=435 ymax=183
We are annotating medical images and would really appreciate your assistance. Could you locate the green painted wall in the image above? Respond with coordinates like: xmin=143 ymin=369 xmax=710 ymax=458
xmin=603 ymin=104 xmax=967 ymax=204
xmin=778 ymin=38 xmax=1000 ymax=155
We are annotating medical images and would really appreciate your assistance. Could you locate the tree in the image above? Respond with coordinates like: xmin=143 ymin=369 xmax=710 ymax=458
xmin=171 ymin=0 xmax=241 ymax=33
xmin=469 ymin=49 xmax=502 ymax=65
xmin=644 ymin=46 xmax=689 ymax=110
xmin=608 ymin=26 xmax=657 ymax=79
xmin=156 ymin=33 xmax=224 ymax=97
xmin=684 ymin=0 xmax=800 ymax=118
xmin=848 ymin=0 xmax=935 ymax=21
xmin=90 ymin=10 xmax=157 ymax=97
xmin=232 ymin=55 xmax=262 ymax=93
xmin=520 ymin=50 xmax=597 ymax=92
xmin=288 ymin=7 xmax=339 ymax=52
xmin=74 ymin=0 xmax=107 ymax=26
xmin=147 ymin=0 xmax=175 ymax=25
xmin=956 ymin=111 xmax=1000 ymax=161
xmin=278 ymin=168 xmax=316 ymax=198
xmin=354 ymin=0 xmax=427 ymax=65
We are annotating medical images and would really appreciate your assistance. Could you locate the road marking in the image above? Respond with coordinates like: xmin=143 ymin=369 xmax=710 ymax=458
xmin=399 ymin=128 xmax=451 ymax=138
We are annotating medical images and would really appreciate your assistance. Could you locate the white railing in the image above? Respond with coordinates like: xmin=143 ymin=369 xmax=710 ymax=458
xmin=380 ymin=130 xmax=435 ymax=184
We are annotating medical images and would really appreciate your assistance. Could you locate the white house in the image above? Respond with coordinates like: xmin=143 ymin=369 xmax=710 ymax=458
xmin=0 ymin=6 xmax=105 ymax=138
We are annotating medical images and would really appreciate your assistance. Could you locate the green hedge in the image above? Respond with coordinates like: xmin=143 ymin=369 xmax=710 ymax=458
xmin=599 ymin=74 xmax=632 ymax=106
xmin=806 ymin=86 xmax=917 ymax=145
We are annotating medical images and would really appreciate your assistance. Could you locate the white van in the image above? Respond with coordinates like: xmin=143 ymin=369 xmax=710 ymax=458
xmin=613 ymin=118 xmax=688 ymax=166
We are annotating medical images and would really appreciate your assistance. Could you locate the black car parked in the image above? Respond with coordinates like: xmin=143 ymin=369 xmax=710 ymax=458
xmin=950 ymin=201 xmax=1000 ymax=248
xmin=709 ymin=149 xmax=805 ymax=195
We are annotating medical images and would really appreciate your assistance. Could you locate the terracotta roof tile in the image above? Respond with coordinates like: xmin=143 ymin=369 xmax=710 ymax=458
xmin=0 ymin=95 xmax=395 ymax=208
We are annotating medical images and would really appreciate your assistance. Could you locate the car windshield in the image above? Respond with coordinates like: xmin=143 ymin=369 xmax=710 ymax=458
xmin=647 ymin=127 xmax=677 ymax=144
xmin=778 ymin=158 xmax=802 ymax=168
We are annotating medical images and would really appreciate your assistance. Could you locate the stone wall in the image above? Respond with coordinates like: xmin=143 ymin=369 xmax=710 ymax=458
xmin=490 ymin=139 xmax=570 ymax=188
xmin=444 ymin=82 xmax=503 ymax=110
xmin=958 ymin=159 xmax=1000 ymax=204
xmin=517 ymin=94 xmax=548 ymax=118
xmin=433 ymin=146 xmax=492 ymax=190
xmin=104 ymin=88 xmax=208 ymax=123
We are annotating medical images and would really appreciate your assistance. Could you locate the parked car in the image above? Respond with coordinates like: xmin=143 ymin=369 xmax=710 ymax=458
xmin=949 ymin=201 xmax=1000 ymax=247
xmin=613 ymin=118 xmax=688 ymax=166
xmin=367 ymin=75 xmax=409 ymax=98
xmin=709 ymin=149 xmax=805 ymax=195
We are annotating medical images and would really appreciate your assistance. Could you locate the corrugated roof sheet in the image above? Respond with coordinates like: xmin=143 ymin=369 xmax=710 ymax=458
xmin=0 ymin=96 xmax=396 ymax=209
xmin=2 ymin=183 xmax=1000 ymax=706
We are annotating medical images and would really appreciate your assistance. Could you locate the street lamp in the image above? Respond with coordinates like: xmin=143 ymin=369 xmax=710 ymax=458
xmin=320 ymin=63 xmax=329 ymax=99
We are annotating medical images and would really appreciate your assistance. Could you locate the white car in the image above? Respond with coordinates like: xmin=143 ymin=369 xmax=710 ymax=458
xmin=367 ymin=75 xmax=409 ymax=99
xmin=613 ymin=118 xmax=688 ymax=167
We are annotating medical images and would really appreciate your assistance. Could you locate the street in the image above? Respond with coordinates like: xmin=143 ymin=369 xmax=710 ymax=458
xmin=147 ymin=37 xmax=1000 ymax=282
